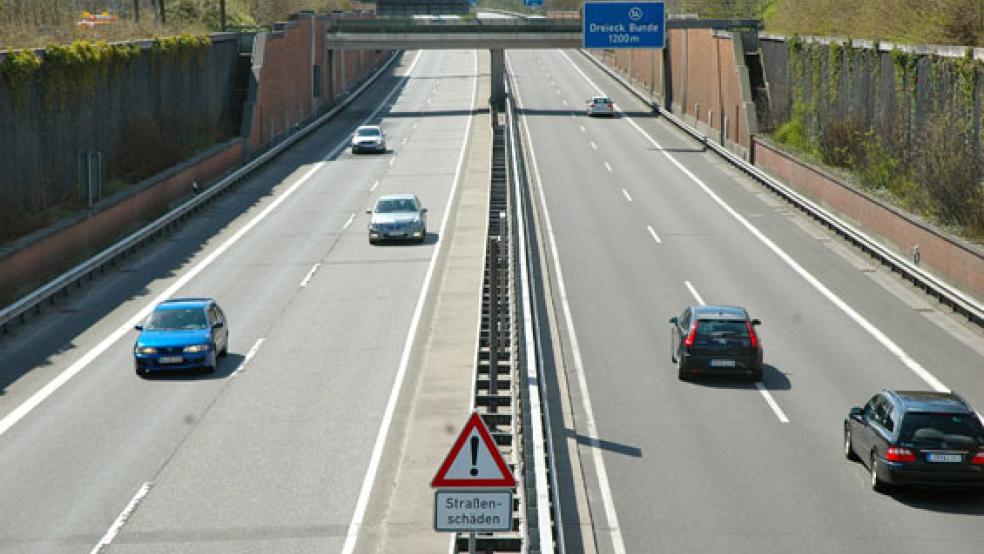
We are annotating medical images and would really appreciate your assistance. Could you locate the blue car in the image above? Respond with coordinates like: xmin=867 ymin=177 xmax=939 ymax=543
xmin=133 ymin=298 xmax=229 ymax=376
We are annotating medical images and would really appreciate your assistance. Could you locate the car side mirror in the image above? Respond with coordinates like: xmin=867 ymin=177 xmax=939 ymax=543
xmin=365 ymin=210 xmax=372 ymax=215
xmin=751 ymin=319 xmax=761 ymax=326
xmin=213 ymin=321 xmax=224 ymax=329
xmin=849 ymin=407 xmax=863 ymax=420
xmin=134 ymin=324 xmax=143 ymax=331
xmin=669 ymin=317 xmax=678 ymax=324
xmin=421 ymin=208 xmax=428 ymax=214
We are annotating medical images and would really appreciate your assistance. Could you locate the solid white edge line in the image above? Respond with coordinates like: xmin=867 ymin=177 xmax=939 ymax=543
xmin=0 ymin=51 xmax=424 ymax=440
xmin=299 ymin=263 xmax=321 ymax=288
xmin=340 ymin=49 xmax=478 ymax=554
xmin=89 ymin=481 xmax=152 ymax=554
xmin=684 ymin=280 xmax=705 ymax=306
xmin=507 ymin=52 xmax=627 ymax=554
xmin=231 ymin=337 xmax=265 ymax=377
xmin=755 ymin=382 xmax=790 ymax=423
xmin=342 ymin=212 xmax=356 ymax=230
xmin=604 ymin=161 xmax=613 ymax=173
xmin=557 ymin=50 xmax=950 ymax=394
xmin=621 ymin=188 xmax=632 ymax=202
xmin=647 ymin=225 xmax=661 ymax=244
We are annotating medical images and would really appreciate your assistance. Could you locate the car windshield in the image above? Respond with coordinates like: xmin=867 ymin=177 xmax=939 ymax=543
xmin=375 ymin=199 xmax=417 ymax=213
xmin=357 ymin=128 xmax=381 ymax=137
xmin=697 ymin=320 xmax=748 ymax=338
xmin=145 ymin=308 xmax=208 ymax=331
xmin=900 ymin=412 xmax=984 ymax=445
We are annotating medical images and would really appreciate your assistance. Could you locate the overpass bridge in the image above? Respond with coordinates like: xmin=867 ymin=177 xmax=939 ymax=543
xmin=325 ymin=17 xmax=761 ymax=107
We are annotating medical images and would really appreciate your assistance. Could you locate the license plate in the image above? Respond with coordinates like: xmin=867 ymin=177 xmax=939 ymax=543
xmin=926 ymin=453 xmax=962 ymax=463
xmin=159 ymin=356 xmax=183 ymax=364
xmin=710 ymin=359 xmax=736 ymax=368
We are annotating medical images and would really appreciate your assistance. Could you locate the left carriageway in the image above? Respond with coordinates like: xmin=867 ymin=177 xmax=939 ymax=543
xmin=0 ymin=49 xmax=481 ymax=554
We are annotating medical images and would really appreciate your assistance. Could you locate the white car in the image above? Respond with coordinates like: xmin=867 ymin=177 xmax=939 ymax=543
xmin=351 ymin=125 xmax=386 ymax=153
xmin=587 ymin=96 xmax=615 ymax=117
xmin=366 ymin=194 xmax=427 ymax=244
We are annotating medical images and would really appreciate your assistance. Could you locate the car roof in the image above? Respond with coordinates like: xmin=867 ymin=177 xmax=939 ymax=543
xmin=357 ymin=125 xmax=381 ymax=131
xmin=157 ymin=298 xmax=212 ymax=309
xmin=377 ymin=193 xmax=417 ymax=202
xmin=692 ymin=305 xmax=748 ymax=320
xmin=592 ymin=96 xmax=611 ymax=101
xmin=886 ymin=390 xmax=972 ymax=414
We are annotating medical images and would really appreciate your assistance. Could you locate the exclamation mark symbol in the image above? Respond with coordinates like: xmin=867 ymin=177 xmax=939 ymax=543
xmin=469 ymin=435 xmax=479 ymax=476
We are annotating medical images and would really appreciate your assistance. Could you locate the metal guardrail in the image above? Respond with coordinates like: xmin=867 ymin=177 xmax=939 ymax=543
xmin=328 ymin=18 xmax=582 ymax=33
xmin=0 ymin=51 xmax=402 ymax=334
xmin=579 ymin=50 xmax=984 ymax=327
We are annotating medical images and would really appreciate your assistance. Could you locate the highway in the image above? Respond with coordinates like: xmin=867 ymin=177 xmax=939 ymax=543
xmin=0 ymin=49 xmax=478 ymax=553
xmin=507 ymin=49 xmax=984 ymax=553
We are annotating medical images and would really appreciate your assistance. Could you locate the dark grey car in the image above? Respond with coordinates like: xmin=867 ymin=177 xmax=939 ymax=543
xmin=670 ymin=305 xmax=763 ymax=381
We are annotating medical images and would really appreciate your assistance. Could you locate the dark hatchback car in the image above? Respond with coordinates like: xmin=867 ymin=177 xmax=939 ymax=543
xmin=133 ymin=298 xmax=229 ymax=376
xmin=670 ymin=305 xmax=762 ymax=381
xmin=845 ymin=390 xmax=984 ymax=492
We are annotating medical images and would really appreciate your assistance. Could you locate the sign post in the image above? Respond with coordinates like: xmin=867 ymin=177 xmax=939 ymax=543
xmin=583 ymin=1 xmax=666 ymax=49
xmin=433 ymin=412 xmax=516 ymax=553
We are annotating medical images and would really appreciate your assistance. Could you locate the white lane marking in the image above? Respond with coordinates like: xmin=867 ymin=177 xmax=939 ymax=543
xmin=556 ymin=89 xmax=562 ymax=95
xmin=89 ymin=481 xmax=152 ymax=554
xmin=231 ymin=338 xmax=265 ymax=377
xmin=342 ymin=212 xmax=356 ymax=230
xmin=579 ymin=125 xmax=586 ymax=133
xmin=604 ymin=161 xmax=613 ymax=172
xmin=402 ymin=136 xmax=408 ymax=146
xmin=507 ymin=52 xmax=627 ymax=554
xmin=590 ymin=141 xmax=598 ymax=150
xmin=559 ymin=50 xmax=950 ymax=394
xmin=621 ymin=188 xmax=632 ymax=202
xmin=756 ymin=382 xmax=790 ymax=423
xmin=685 ymin=281 xmax=789 ymax=422
xmin=370 ymin=180 xmax=379 ymax=192
xmin=0 ymin=51 xmax=424 ymax=439
xmin=684 ymin=280 xmax=705 ymax=305
xmin=388 ymin=157 xmax=396 ymax=166
xmin=647 ymin=225 xmax=662 ymax=244
xmin=299 ymin=263 xmax=321 ymax=288
xmin=341 ymin=50 xmax=478 ymax=554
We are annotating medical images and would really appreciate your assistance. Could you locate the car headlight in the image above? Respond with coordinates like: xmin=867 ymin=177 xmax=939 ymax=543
xmin=135 ymin=346 xmax=157 ymax=355
xmin=183 ymin=344 xmax=210 ymax=353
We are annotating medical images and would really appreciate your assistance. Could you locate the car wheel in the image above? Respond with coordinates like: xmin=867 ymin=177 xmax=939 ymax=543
xmin=136 ymin=369 xmax=148 ymax=378
xmin=220 ymin=340 xmax=228 ymax=358
xmin=204 ymin=351 xmax=217 ymax=374
xmin=676 ymin=357 xmax=691 ymax=381
xmin=751 ymin=368 xmax=763 ymax=382
xmin=869 ymin=453 xmax=889 ymax=493
xmin=844 ymin=426 xmax=859 ymax=461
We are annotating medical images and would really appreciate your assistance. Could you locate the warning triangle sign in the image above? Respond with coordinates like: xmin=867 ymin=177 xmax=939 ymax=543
xmin=432 ymin=412 xmax=516 ymax=488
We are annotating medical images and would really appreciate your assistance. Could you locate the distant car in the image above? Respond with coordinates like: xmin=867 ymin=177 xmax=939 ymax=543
xmin=845 ymin=390 xmax=984 ymax=492
xmin=351 ymin=125 xmax=386 ymax=153
xmin=133 ymin=298 xmax=229 ymax=376
xmin=366 ymin=193 xmax=427 ymax=244
xmin=586 ymin=96 xmax=615 ymax=117
xmin=670 ymin=305 xmax=762 ymax=381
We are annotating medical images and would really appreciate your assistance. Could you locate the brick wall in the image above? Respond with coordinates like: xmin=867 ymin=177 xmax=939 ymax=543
xmin=754 ymin=139 xmax=984 ymax=301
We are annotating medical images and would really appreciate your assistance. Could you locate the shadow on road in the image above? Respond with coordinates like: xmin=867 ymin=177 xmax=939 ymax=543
xmin=569 ymin=430 xmax=643 ymax=458
xmin=891 ymin=489 xmax=984 ymax=514
xmin=687 ymin=363 xmax=792 ymax=391
xmin=139 ymin=352 xmax=246 ymax=381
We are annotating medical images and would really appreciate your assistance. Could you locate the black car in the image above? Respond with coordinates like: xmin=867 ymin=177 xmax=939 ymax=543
xmin=669 ymin=305 xmax=762 ymax=381
xmin=845 ymin=390 xmax=984 ymax=492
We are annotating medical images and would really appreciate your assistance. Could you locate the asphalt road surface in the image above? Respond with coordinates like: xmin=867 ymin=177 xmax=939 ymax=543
xmin=0 ymin=49 xmax=478 ymax=554
xmin=508 ymin=49 xmax=984 ymax=554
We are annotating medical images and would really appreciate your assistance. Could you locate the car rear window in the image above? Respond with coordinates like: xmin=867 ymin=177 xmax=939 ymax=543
xmin=696 ymin=320 xmax=748 ymax=338
xmin=594 ymin=97 xmax=611 ymax=104
xmin=899 ymin=413 xmax=984 ymax=445
xmin=146 ymin=308 xmax=208 ymax=330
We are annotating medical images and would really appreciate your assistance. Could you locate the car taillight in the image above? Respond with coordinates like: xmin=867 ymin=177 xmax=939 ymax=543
xmin=884 ymin=447 xmax=916 ymax=463
xmin=972 ymin=451 xmax=984 ymax=465
xmin=683 ymin=321 xmax=698 ymax=348
xmin=746 ymin=321 xmax=759 ymax=349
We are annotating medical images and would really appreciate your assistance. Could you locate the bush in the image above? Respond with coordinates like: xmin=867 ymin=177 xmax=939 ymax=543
xmin=915 ymin=113 xmax=984 ymax=234
xmin=819 ymin=116 xmax=864 ymax=167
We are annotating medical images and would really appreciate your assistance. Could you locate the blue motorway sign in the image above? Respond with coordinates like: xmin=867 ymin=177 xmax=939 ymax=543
xmin=524 ymin=0 xmax=544 ymax=6
xmin=583 ymin=2 xmax=665 ymax=49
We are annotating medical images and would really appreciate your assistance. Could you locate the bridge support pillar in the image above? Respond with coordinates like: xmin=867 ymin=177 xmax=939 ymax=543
xmin=490 ymin=49 xmax=505 ymax=111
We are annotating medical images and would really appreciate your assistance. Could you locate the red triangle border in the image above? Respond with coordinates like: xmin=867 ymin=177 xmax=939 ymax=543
xmin=431 ymin=412 xmax=516 ymax=488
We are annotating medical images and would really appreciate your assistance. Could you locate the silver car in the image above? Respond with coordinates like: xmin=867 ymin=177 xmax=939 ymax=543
xmin=351 ymin=125 xmax=386 ymax=153
xmin=586 ymin=96 xmax=615 ymax=117
xmin=367 ymin=194 xmax=427 ymax=244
